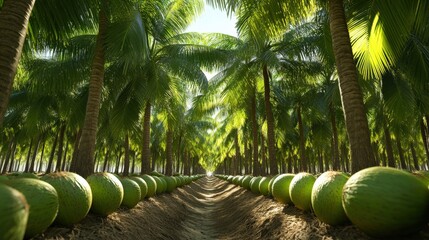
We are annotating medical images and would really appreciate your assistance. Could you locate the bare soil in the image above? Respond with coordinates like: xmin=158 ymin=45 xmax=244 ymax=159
xmin=35 ymin=177 xmax=429 ymax=240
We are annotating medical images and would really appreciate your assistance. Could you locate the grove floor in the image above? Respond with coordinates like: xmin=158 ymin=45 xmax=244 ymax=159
xmin=36 ymin=177 xmax=429 ymax=240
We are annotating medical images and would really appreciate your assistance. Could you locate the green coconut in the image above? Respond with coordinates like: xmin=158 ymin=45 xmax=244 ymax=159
xmin=0 ymin=184 xmax=29 ymax=240
xmin=342 ymin=167 xmax=429 ymax=237
xmin=129 ymin=176 xmax=148 ymax=199
xmin=163 ymin=176 xmax=177 ymax=193
xmin=241 ymin=176 xmax=253 ymax=190
xmin=0 ymin=175 xmax=9 ymax=182
xmin=268 ymin=174 xmax=280 ymax=195
xmin=232 ymin=176 xmax=241 ymax=185
xmin=87 ymin=172 xmax=124 ymax=216
xmin=159 ymin=177 xmax=168 ymax=192
xmin=7 ymin=178 xmax=59 ymax=238
xmin=311 ymin=171 xmax=349 ymax=226
xmin=15 ymin=172 xmax=39 ymax=179
xmin=152 ymin=176 xmax=164 ymax=194
xmin=141 ymin=174 xmax=157 ymax=197
xmin=41 ymin=172 xmax=92 ymax=226
xmin=289 ymin=172 xmax=316 ymax=212
xmin=226 ymin=175 xmax=234 ymax=183
xmin=259 ymin=176 xmax=272 ymax=196
xmin=250 ymin=176 xmax=263 ymax=194
xmin=271 ymin=174 xmax=295 ymax=204
xmin=120 ymin=178 xmax=141 ymax=208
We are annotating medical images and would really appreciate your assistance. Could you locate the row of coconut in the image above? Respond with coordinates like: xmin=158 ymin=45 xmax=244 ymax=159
xmin=0 ymin=171 xmax=204 ymax=240
xmin=217 ymin=166 xmax=429 ymax=238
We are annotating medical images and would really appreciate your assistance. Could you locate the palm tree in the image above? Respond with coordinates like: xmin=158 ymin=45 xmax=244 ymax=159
xmin=0 ymin=0 xmax=36 ymax=126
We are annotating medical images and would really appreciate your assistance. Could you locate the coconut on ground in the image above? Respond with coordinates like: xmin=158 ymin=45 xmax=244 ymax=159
xmin=41 ymin=172 xmax=92 ymax=226
xmin=289 ymin=172 xmax=316 ymax=212
xmin=0 ymin=184 xmax=29 ymax=240
xmin=271 ymin=174 xmax=295 ymax=204
xmin=311 ymin=171 xmax=349 ymax=226
xmin=342 ymin=167 xmax=429 ymax=237
xmin=7 ymin=178 xmax=59 ymax=238
xmin=87 ymin=172 xmax=124 ymax=217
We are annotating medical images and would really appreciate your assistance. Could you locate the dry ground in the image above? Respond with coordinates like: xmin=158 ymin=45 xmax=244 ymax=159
xmin=35 ymin=177 xmax=429 ymax=240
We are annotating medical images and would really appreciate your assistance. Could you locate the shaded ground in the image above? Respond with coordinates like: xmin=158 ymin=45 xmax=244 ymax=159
xmin=36 ymin=177 xmax=429 ymax=240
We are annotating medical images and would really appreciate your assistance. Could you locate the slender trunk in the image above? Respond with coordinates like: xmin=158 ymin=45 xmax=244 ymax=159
xmin=38 ymin=137 xmax=46 ymax=172
xmin=61 ymin=139 xmax=69 ymax=171
xmin=24 ymin=139 xmax=33 ymax=173
xmin=251 ymin=85 xmax=260 ymax=176
xmin=165 ymin=128 xmax=173 ymax=176
xmin=330 ymin=104 xmax=340 ymax=170
xmin=46 ymin=131 xmax=59 ymax=174
xmin=8 ymin=144 xmax=17 ymax=172
xmin=287 ymin=151 xmax=293 ymax=173
xmin=234 ymin=130 xmax=241 ymax=175
xmin=410 ymin=142 xmax=419 ymax=171
xmin=71 ymin=129 xmax=82 ymax=165
xmin=262 ymin=64 xmax=278 ymax=175
xmin=383 ymin=121 xmax=395 ymax=167
xmin=318 ymin=149 xmax=324 ymax=173
xmin=29 ymin=134 xmax=42 ymax=172
xmin=141 ymin=100 xmax=151 ymax=174
xmin=102 ymin=149 xmax=110 ymax=172
xmin=1 ymin=140 xmax=14 ymax=174
xmin=56 ymin=124 xmax=66 ymax=172
xmin=297 ymin=105 xmax=307 ymax=172
xmin=184 ymin=151 xmax=190 ymax=175
xmin=395 ymin=135 xmax=406 ymax=169
xmin=328 ymin=0 xmax=376 ymax=173
xmin=123 ymin=134 xmax=130 ymax=176
xmin=0 ymin=0 xmax=35 ymax=125
xmin=71 ymin=8 xmax=108 ymax=178
xmin=260 ymin=134 xmax=266 ymax=176
xmin=114 ymin=152 xmax=122 ymax=174
xmin=420 ymin=118 xmax=429 ymax=167
xmin=131 ymin=152 xmax=136 ymax=174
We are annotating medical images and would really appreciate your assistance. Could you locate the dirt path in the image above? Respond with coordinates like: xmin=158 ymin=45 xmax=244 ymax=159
xmin=37 ymin=177 xmax=429 ymax=240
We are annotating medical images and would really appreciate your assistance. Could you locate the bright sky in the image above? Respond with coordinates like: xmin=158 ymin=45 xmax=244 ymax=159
xmin=185 ymin=2 xmax=237 ymax=80
xmin=186 ymin=2 xmax=237 ymax=37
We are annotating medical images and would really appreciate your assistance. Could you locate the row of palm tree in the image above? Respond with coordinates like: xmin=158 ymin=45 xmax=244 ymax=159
xmin=0 ymin=0 xmax=428 ymax=177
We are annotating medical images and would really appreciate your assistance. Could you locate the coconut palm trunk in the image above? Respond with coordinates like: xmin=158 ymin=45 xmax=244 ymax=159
xmin=297 ymin=104 xmax=308 ymax=172
xmin=141 ymin=100 xmax=151 ymax=174
xmin=250 ymin=85 xmax=260 ymax=176
xmin=0 ymin=0 xmax=35 ymax=126
xmin=330 ymin=104 xmax=340 ymax=170
xmin=71 ymin=9 xmax=108 ymax=178
xmin=328 ymin=0 xmax=376 ymax=173
xmin=165 ymin=127 xmax=173 ymax=176
xmin=123 ymin=134 xmax=130 ymax=176
xmin=383 ymin=120 xmax=395 ymax=167
xmin=262 ymin=64 xmax=278 ymax=175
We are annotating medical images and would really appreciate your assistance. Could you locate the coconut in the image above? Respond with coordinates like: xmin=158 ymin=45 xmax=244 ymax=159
xmin=7 ymin=178 xmax=59 ymax=238
xmin=232 ymin=176 xmax=241 ymax=185
xmin=241 ymin=176 xmax=253 ymax=190
xmin=152 ymin=176 xmax=164 ymax=194
xmin=259 ymin=176 xmax=272 ymax=196
xmin=0 ymin=184 xmax=29 ymax=240
xmin=271 ymin=174 xmax=295 ymax=204
xmin=342 ymin=167 xmax=429 ymax=237
xmin=0 ymin=175 xmax=9 ymax=182
xmin=120 ymin=178 xmax=141 ymax=208
xmin=15 ymin=172 xmax=39 ymax=179
xmin=129 ymin=176 xmax=148 ymax=199
xmin=164 ymin=176 xmax=177 ymax=193
xmin=250 ymin=176 xmax=263 ymax=194
xmin=268 ymin=174 xmax=280 ymax=195
xmin=311 ymin=171 xmax=349 ymax=225
xmin=87 ymin=172 xmax=124 ymax=216
xmin=41 ymin=172 xmax=92 ymax=226
xmin=141 ymin=174 xmax=157 ymax=197
xmin=159 ymin=177 xmax=168 ymax=192
xmin=289 ymin=172 xmax=316 ymax=212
